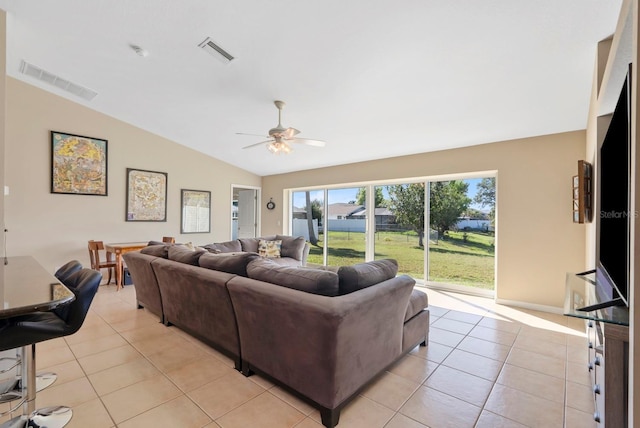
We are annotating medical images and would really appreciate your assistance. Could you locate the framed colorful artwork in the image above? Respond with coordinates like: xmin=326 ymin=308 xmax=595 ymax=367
xmin=126 ymin=168 xmax=168 ymax=222
xmin=51 ymin=131 xmax=108 ymax=195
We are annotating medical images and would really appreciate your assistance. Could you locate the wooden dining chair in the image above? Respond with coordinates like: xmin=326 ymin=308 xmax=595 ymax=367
xmin=162 ymin=236 xmax=175 ymax=244
xmin=87 ymin=240 xmax=117 ymax=285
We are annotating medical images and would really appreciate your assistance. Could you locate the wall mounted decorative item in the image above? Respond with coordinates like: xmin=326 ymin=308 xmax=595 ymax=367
xmin=126 ymin=168 xmax=167 ymax=221
xmin=266 ymin=198 xmax=276 ymax=210
xmin=572 ymin=160 xmax=592 ymax=223
xmin=181 ymin=189 xmax=211 ymax=233
xmin=51 ymin=131 xmax=108 ymax=196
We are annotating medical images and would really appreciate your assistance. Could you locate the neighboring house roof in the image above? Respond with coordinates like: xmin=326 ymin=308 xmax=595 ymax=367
xmin=327 ymin=203 xmax=364 ymax=218
xmin=352 ymin=207 xmax=395 ymax=217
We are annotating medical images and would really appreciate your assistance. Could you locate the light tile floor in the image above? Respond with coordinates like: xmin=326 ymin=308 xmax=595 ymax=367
xmin=0 ymin=284 xmax=596 ymax=428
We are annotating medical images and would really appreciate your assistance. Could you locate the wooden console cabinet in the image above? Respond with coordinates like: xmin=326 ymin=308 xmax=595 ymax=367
xmin=588 ymin=318 xmax=629 ymax=426
xmin=565 ymin=272 xmax=629 ymax=427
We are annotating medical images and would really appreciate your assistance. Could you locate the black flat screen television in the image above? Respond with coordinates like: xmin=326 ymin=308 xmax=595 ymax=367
xmin=589 ymin=63 xmax=632 ymax=311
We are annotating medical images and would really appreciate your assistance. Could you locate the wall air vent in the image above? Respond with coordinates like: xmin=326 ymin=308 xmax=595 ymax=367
xmin=18 ymin=60 xmax=98 ymax=101
xmin=198 ymin=37 xmax=234 ymax=63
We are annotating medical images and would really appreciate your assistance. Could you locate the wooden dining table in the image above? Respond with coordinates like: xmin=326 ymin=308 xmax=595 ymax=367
xmin=104 ymin=242 xmax=148 ymax=290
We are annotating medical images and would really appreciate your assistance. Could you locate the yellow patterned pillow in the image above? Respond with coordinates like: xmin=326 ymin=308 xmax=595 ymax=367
xmin=258 ymin=239 xmax=282 ymax=258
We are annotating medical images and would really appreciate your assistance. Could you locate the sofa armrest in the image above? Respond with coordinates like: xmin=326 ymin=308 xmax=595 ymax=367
xmin=123 ymin=252 xmax=163 ymax=321
xmin=227 ymin=274 xmax=414 ymax=409
xmin=151 ymin=258 xmax=241 ymax=360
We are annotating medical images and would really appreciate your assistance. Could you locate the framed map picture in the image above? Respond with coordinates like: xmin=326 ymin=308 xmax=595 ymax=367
xmin=181 ymin=189 xmax=211 ymax=233
xmin=51 ymin=131 xmax=108 ymax=195
xmin=126 ymin=168 xmax=168 ymax=222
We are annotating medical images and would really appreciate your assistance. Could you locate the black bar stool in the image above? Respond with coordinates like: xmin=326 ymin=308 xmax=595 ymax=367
xmin=0 ymin=259 xmax=86 ymax=402
xmin=54 ymin=260 xmax=83 ymax=284
xmin=0 ymin=268 xmax=101 ymax=428
xmin=0 ymin=260 xmax=85 ymax=400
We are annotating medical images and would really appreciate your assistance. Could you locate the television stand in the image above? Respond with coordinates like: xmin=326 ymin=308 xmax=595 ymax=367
xmin=577 ymin=296 xmax=625 ymax=313
xmin=564 ymin=272 xmax=629 ymax=427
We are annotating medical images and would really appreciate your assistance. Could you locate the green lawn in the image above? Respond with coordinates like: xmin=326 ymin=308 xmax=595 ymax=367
xmin=307 ymin=230 xmax=495 ymax=289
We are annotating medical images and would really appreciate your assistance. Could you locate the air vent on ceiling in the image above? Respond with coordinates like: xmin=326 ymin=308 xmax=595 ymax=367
xmin=18 ymin=60 xmax=98 ymax=101
xmin=198 ymin=37 xmax=234 ymax=63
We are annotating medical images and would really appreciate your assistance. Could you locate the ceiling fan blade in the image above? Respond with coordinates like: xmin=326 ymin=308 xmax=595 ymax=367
xmin=242 ymin=140 xmax=273 ymax=149
xmin=280 ymin=128 xmax=300 ymax=139
xmin=291 ymin=138 xmax=326 ymax=147
xmin=236 ymin=132 xmax=270 ymax=138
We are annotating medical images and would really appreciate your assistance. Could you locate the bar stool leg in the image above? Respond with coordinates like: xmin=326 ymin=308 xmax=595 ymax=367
xmin=0 ymin=345 xmax=72 ymax=428
xmin=0 ymin=347 xmax=57 ymax=397
xmin=23 ymin=345 xmax=34 ymax=417
xmin=0 ymin=346 xmax=29 ymax=428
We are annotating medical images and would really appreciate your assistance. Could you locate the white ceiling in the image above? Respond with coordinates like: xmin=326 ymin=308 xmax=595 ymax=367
xmin=0 ymin=0 xmax=623 ymax=176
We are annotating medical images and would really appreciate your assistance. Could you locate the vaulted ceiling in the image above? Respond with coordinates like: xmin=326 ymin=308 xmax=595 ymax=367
xmin=0 ymin=1 xmax=623 ymax=176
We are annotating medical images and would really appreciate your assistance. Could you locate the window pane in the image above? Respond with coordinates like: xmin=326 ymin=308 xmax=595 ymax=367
xmin=292 ymin=190 xmax=324 ymax=265
xmin=377 ymin=184 xmax=425 ymax=279
xmin=427 ymin=178 xmax=495 ymax=292
xmin=326 ymin=187 xmax=366 ymax=266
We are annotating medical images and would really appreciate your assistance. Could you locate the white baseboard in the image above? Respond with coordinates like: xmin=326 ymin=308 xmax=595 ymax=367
xmin=494 ymin=298 xmax=563 ymax=315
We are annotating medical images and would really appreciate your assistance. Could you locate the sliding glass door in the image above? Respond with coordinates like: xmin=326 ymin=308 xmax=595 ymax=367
xmin=374 ymin=184 xmax=425 ymax=279
xmin=289 ymin=175 xmax=495 ymax=296
xmin=326 ymin=187 xmax=367 ymax=266
xmin=426 ymin=178 xmax=495 ymax=294
xmin=292 ymin=189 xmax=324 ymax=266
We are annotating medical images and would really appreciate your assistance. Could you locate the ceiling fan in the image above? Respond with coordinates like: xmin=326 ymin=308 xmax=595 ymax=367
xmin=237 ymin=100 xmax=326 ymax=154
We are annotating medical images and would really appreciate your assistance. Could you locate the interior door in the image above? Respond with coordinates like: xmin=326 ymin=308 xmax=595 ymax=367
xmin=237 ymin=189 xmax=257 ymax=239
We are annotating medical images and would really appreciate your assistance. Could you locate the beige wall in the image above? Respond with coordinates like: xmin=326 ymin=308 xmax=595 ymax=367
xmin=0 ymin=11 xmax=6 ymax=257
xmin=4 ymin=78 xmax=260 ymax=274
xmin=262 ymin=131 xmax=587 ymax=309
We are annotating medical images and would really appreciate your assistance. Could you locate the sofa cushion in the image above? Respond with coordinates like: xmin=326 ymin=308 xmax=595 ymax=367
xmin=246 ymin=258 xmax=339 ymax=296
xmin=404 ymin=289 xmax=429 ymax=322
xmin=167 ymin=245 xmax=205 ymax=265
xmin=239 ymin=236 xmax=276 ymax=253
xmin=276 ymin=235 xmax=306 ymax=261
xmin=199 ymin=252 xmax=260 ymax=277
xmin=258 ymin=239 xmax=282 ymax=258
xmin=204 ymin=240 xmax=242 ymax=253
xmin=140 ymin=244 xmax=170 ymax=258
xmin=337 ymin=259 xmax=398 ymax=295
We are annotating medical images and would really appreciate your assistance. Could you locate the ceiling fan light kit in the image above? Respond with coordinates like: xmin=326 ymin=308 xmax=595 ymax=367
xmin=238 ymin=100 xmax=326 ymax=154
xmin=267 ymin=140 xmax=292 ymax=154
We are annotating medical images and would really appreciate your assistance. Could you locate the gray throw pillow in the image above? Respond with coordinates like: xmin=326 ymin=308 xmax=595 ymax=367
xmin=167 ymin=245 xmax=204 ymax=265
xmin=247 ymin=258 xmax=339 ymax=296
xmin=240 ymin=236 xmax=276 ymax=253
xmin=203 ymin=240 xmax=242 ymax=253
xmin=276 ymin=235 xmax=306 ymax=260
xmin=337 ymin=259 xmax=398 ymax=295
xmin=199 ymin=252 xmax=260 ymax=277
xmin=140 ymin=244 xmax=170 ymax=258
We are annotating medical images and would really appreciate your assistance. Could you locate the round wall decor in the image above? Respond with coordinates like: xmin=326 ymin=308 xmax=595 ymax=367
xmin=266 ymin=198 xmax=276 ymax=210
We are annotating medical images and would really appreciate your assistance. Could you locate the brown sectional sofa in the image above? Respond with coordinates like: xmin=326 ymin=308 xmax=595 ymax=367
xmin=123 ymin=237 xmax=429 ymax=428
xmin=127 ymin=235 xmax=309 ymax=324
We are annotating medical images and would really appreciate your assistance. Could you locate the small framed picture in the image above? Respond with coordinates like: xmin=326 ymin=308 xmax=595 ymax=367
xmin=181 ymin=189 xmax=211 ymax=233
